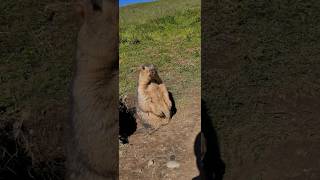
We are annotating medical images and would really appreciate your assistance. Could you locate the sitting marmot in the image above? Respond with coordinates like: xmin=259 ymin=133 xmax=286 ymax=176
xmin=137 ymin=64 xmax=173 ymax=131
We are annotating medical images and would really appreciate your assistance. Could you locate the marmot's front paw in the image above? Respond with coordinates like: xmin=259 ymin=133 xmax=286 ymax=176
xmin=161 ymin=118 xmax=170 ymax=125
xmin=163 ymin=110 xmax=171 ymax=119
xmin=153 ymin=108 xmax=165 ymax=118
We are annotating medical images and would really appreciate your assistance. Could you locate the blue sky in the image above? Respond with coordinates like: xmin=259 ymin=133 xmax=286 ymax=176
xmin=120 ymin=0 xmax=155 ymax=7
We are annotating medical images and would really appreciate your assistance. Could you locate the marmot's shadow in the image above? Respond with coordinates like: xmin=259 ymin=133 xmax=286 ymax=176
xmin=169 ymin=91 xmax=177 ymax=118
xmin=193 ymin=133 xmax=205 ymax=180
xmin=119 ymin=99 xmax=137 ymax=144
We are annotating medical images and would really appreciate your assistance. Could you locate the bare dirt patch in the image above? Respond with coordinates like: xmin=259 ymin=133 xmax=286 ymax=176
xmin=119 ymin=88 xmax=201 ymax=179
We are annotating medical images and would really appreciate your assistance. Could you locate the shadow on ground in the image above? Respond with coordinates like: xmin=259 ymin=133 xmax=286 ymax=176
xmin=193 ymin=100 xmax=225 ymax=180
xmin=119 ymin=99 xmax=137 ymax=144
xmin=169 ymin=91 xmax=177 ymax=118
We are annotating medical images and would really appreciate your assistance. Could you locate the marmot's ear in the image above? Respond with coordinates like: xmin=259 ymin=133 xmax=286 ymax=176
xmin=140 ymin=65 xmax=145 ymax=70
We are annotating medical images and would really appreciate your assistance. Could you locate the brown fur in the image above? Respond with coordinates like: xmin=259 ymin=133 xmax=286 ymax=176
xmin=66 ymin=0 xmax=118 ymax=180
xmin=137 ymin=64 xmax=172 ymax=130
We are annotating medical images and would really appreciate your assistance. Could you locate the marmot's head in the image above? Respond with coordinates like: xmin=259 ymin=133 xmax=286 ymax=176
xmin=138 ymin=64 xmax=158 ymax=84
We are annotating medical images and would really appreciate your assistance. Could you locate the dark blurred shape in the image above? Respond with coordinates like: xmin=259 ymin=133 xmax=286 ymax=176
xmin=169 ymin=91 xmax=177 ymax=118
xmin=193 ymin=99 xmax=225 ymax=180
xmin=119 ymin=99 xmax=137 ymax=144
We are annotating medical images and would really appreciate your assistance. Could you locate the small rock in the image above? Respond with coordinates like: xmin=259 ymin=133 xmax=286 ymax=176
xmin=148 ymin=159 xmax=155 ymax=167
xmin=166 ymin=160 xmax=180 ymax=169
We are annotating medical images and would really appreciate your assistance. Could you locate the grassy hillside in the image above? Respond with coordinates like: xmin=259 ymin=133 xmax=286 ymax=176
xmin=120 ymin=0 xmax=200 ymax=24
xmin=120 ymin=0 xmax=200 ymax=100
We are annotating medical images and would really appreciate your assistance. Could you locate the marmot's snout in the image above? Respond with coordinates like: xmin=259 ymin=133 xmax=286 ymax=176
xmin=150 ymin=69 xmax=156 ymax=77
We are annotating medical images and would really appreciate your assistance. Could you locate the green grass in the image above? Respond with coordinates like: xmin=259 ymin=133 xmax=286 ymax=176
xmin=120 ymin=0 xmax=201 ymax=100
xmin=120 ymin=0 xmax=200 ymax=24
xmin=0 ymin=1 xmax=77 ymax=117
xmin=0 ymin=1 xmax=77 ymax=178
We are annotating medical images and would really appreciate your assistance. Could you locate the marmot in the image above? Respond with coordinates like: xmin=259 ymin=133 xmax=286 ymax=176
xmin=137 ymin=64 xmax=173 ymax=131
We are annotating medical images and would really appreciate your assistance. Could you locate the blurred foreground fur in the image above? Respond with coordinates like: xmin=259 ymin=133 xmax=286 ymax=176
xmin=66 ymin=0 xmax=119 ymax=179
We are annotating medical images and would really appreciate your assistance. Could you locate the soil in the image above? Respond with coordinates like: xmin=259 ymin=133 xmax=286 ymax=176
xmin=119 ymin=88 xmax=201 ymax=180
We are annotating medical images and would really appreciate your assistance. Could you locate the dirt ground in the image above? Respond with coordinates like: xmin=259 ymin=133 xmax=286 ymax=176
xmin=119 ymin=87 xmax=201 ymax=180
xmin=202 ymin=0 xmax=320 ymax=179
